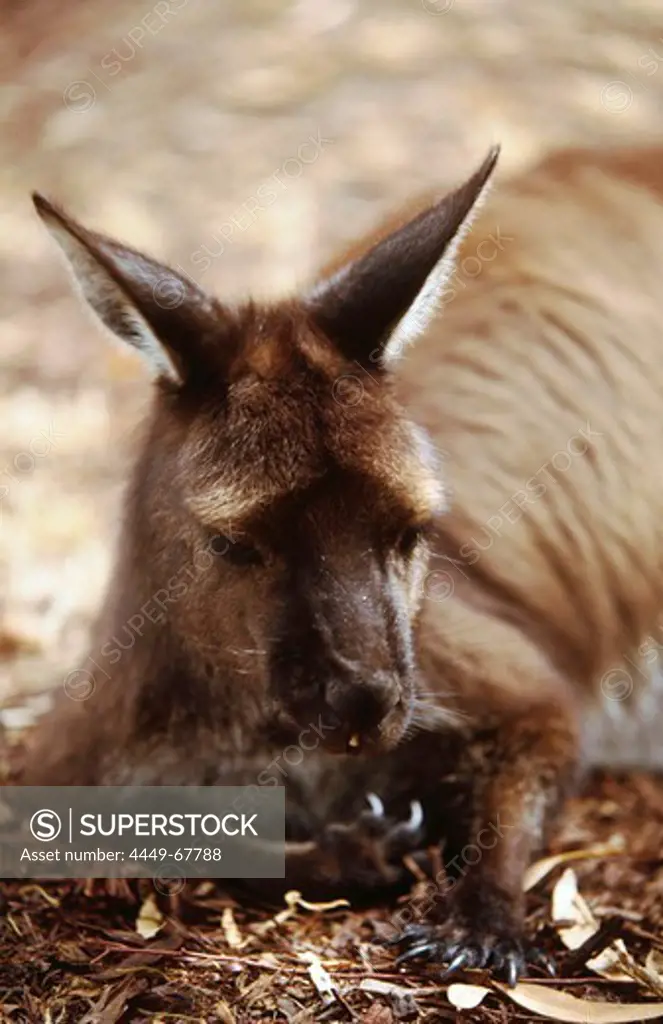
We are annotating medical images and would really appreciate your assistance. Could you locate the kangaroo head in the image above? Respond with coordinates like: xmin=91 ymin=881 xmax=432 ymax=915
xmin=33 ymin=147 xmax=498 ymax=756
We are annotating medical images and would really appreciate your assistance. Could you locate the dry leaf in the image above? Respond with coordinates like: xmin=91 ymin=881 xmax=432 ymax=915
xmin=524 ymin=836 xmax=625 ymax=891
xmin=221 ymin=906 xmax=243 ymax=949
xmin=284 ymin=889 xmax=350 ymax=913
xmin=495 ymin=981 xmax=663 ymax=1022
xmin=646 ymin=949 xmax=663 ymax=980
xmin=446 ymin=982 xmax=491 ymax=1009
xmin=295 ymin=895 xmax=351 ymax=912
xmin=642 ymin=950 xmax=663 ymax=996
xmin=360 ymin=979 xmax=437 ymax=997
xmin=135 ymin=893 xmax=164 ymax=940
xmin=263 ymin=889 xmax=351 ymax=934
xmin=18 ymin=884 xmax=60 ymax=908
xmin=360 ymin=980 xmax=414 ymax=997
xmin=551 ymin=868 xmax=637 ymax=982
xmin=552 ymin=868 xmax=600 ymax=948
xmin=215 ymin=1000 xmax=236 ymax=1024
xmin=588 ymin=943 xmax=638 ymax=983
xmin=299 ymin=951 xmax=337 ymax=1006
xmin=79 ymin=977 xmax=148 ymax=1024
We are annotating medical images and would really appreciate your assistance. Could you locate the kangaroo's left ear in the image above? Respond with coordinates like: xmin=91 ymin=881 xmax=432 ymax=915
xmin=306 ymin=146 xmax=499 ymax=368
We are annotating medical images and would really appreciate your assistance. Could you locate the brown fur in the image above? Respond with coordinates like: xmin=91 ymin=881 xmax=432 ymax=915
xmin=411 ymin=146 xmax=663 ymax=693
xmin=22 ymin=144 xmax=663 ymax=982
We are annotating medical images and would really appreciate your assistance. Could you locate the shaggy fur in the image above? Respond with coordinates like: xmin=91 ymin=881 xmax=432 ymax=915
xmin=23 ymin=144 xmax=663 ymax=984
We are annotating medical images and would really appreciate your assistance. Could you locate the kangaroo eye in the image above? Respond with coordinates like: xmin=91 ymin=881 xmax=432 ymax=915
xmin=209 ymin=533 xmax=263 ymax=567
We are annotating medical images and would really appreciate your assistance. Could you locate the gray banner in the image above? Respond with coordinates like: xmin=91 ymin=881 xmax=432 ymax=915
xmin=0 ymin=786 xmax=285 ymax=879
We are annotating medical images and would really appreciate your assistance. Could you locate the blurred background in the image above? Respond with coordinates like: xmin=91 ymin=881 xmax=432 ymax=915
xmin=2 ymin=0 xmax=663 ymax=723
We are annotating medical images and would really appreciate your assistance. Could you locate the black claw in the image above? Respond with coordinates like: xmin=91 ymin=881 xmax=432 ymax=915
xmin=505 ymin=955 xmax=521 ymax=989
xmin=439 ymin=948 xmax=477 ymax=980
xmin=395 ymin=941 xmax=436 ymax=965
xmin=490 ymin=950 xmax=505 ymax=976
xmin=531 ymin=947 xmax=557 ymax=977
xmin=384 ymin=919 xmax=546 ymax=990
xmin=439 ymin=941 xmax=462 ymax=964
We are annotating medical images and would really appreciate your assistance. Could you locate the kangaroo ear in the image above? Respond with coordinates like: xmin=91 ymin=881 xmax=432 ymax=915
xmin=306 ymin=147 xmax=499 ymax=368
xmin=32 ymin=194 xmax=219 ymax=385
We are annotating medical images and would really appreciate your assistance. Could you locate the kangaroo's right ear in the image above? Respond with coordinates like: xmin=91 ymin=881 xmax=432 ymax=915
xmin=32 ymin=193 xmax=220 ymax=385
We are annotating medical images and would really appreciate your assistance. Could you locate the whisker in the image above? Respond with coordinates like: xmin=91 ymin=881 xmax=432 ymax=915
xmin=225 ymin=645 xmax=268 ymax=656
xmin=409 ymin=698 xmax=467 ymax=732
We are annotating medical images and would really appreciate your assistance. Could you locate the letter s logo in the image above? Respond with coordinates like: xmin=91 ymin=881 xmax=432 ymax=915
xmin=30 ymin=809 xmax=62 ymax=841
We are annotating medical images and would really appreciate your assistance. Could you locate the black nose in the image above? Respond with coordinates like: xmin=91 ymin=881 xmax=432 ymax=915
xmin=324 ymin=677 xmax=398 ymax=735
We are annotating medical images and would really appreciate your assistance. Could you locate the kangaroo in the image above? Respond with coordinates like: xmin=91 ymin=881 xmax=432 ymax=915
xmin=22 ymin=143 xmax=663 ymax=986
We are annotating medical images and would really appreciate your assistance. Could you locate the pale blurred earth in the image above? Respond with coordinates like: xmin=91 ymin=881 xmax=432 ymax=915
xmin=2 ymin=0 xmax=663 ymax=722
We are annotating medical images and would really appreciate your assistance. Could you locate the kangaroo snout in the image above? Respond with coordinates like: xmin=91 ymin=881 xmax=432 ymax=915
xmin=324 ymin=674 xmax=401 ymax=740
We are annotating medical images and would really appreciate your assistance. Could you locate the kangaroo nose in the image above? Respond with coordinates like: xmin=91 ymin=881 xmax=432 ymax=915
xmin=324 ymin=677 xmax=398 ymax=735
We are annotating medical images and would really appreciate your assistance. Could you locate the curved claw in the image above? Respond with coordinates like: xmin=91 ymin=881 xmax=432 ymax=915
xmin=505 ymin=953 xmax=521 ymax=989
xmin=406 ymin=799 xmax=424 ymax=832
xmin=365 ymin=792 xmax=385 ymax=818
xmin=530 ymin=947 xmax=557 ymax=977
xmin=383 ymin=800 xmax=425 ymax=855
xmin=395 ymin=942 xmax=436 ymax=965
xmin=489 ymin=939 xmax=524 ymax=988
xmin=386 ymin=920 xmax=550 ymax=988
xmin=439 ymin=947 xmax=481 ymax=980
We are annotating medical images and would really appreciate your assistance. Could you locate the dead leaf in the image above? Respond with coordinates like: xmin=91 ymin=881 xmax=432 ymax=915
xmin=240 ymin=972 xmax=275 ymax=1008
xmin=551 ymin=868 xmax=637 ymax=981
xmin=222 ymin=906 xmax=243 ymax=948
xmin=358 ymin=978 xmax=421 ymax=1019
xmin=295 ymin=894 xmax=351 ymax=912
xmin=299 ymin=950 xmax=337 ymax=1006
xmin=256 ymin=889 xmax=351 ymax=935
xmin=494 ymin=981 xmax=663 ymax=1022
xmin=284 ymin=888 xmax=350 ymax=913
xmin=135 ymin=893 xmax=164 ymax=940
xmin=360 ymin=978 xmax=437 ymax=997
xmin=17 ymin=884 xmax=60 ymax=908
xmin=360 ymin=980 xmax=414 ymax=997
xmin=215 ymin=1000 xmax=237 ymax=1024
xmin=552 ymin=867 xmax=601 ymax=948
xmin=645 ymin=948 xmax=663 ymax=984
xmin=93 ymin=934 xmax=182 ymax=981
xmin=446 ymin=982 xmax=491 ymax=1009
xmin=271 ymin=888 xmax=302 ymax=926
xmin=524 ymin=836 xmax=625 ymax=891
xmin=79 ymin=978 xmax=148 ymax=1024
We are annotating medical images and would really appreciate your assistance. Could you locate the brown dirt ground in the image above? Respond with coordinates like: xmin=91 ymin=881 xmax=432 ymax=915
xmin=1 ymin=0 xmax=663 ymax=1020
xmin=1 ymin=747 xmax=663 ymax=1022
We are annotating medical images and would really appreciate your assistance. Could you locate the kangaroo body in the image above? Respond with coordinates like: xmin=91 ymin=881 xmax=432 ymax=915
xmin=407 ymin=147 xmax=663 ymax=765
xmin=22 ymin=145 xmax=663 ymax=984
